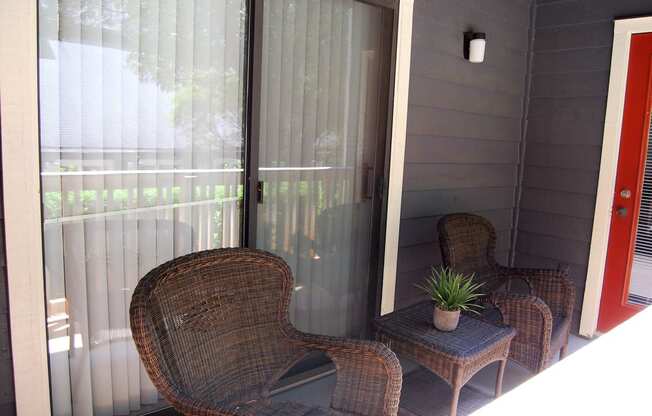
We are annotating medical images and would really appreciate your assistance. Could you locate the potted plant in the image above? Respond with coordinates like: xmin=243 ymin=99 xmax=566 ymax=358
xmin=415 ymin=267 xmax=484 ymax=331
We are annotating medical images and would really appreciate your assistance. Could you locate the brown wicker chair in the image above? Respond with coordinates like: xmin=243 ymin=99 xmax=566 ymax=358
xmin=130 ymin=248 xmax=402 ymax=415
xmin=438 ymin=213 xmax=576 ymax=373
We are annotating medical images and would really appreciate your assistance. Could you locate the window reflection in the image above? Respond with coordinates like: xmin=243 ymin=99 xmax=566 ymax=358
xmin=39 ymin=0 xmax=247 ymax=414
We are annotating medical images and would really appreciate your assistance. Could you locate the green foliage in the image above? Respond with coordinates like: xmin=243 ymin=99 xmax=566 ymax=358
xmin=415 ymin=267 xmax=484 ymax=313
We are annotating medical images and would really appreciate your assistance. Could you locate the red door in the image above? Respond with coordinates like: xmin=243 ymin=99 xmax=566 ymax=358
xmin=598 ymin=33 xmax=652 ymax=332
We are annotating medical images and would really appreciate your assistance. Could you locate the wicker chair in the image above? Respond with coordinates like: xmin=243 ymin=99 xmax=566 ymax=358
xmin=437 ymin=213 xmax=576 ymax=373
xmin=130 ymin=248 xmax=402 ymax=415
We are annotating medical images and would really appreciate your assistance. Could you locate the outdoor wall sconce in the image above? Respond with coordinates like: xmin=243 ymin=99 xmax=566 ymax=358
xmin=464 ymin=31 xmax=486 ymax=63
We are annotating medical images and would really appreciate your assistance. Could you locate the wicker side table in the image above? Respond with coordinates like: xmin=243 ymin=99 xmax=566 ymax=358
xmin=375 ymin=302 xmax=516 ymax=416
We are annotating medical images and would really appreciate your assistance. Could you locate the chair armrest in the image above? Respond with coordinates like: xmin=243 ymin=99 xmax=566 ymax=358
xmin=497 ymin=266 xmax=575 ymax=318
xmin=483 ymin=273 xmax=533 ymax=295
xmin=490 ymin=293 xmax=553 ymax=372
xmin=289 ymin=331 xmax=402 ymax=416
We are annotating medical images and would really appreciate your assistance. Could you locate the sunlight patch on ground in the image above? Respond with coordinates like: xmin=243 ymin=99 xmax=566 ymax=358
xmin=472 ymin=307 xmax=652 ymax=415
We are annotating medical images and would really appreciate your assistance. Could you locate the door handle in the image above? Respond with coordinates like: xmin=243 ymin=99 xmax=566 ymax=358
xmin=256 ymin=181 xmax=264 ymax=204
xmin=363 ymin=164 xmax=374 ymax=200
xmin=620 ymin=188 xmax=632 ymax=199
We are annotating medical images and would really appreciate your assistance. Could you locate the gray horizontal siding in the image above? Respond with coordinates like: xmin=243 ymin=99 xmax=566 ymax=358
xmin=399 ymin=209 xmax=514 ymax=247
xmin=399 ymin=230 xmax=513 ymax=274
xmin=414 ymin=1 xmax=531 ymax=44
xmin=0 ymin=144 xmax=15 ymax=414
xmin=396 ymin=0 xmax=533 ymax=308
xmin=411 ymin=14 xmax=529 ymax=76
xmin=517 ymin=231 xmax=591 ymax=266
xmin=523 ymin=142 xmax=602 ymax=172
xmin=411 ymin=42 xmax=527 ymax=96
xmin=515 ymin=0 xmax=652 ymax=332
xmin=519 ymin=188 xmax=597 ymax=219
xmin=403 ymin=164 xmax=518 ymax=192
xmin=532 ymin=47 xmax=612 ymax=74
xmin=534 ymin=20 xmax=614 ymax=51
xmin=535 ymin=0 xmax=652 ymax=27
xmin=405 ymin=136 xmax=519 ymax=165
xmin=401 ymin=188 xmax=516 ymax=219
xmin=517 ymin=210 xmax=594 ymax=243
xmin=531 ymin=71 xmax=610 ymax=98
xmin=407 ymin=106 xmax=522 ymax=140
xmin=522 ymin=165 xmax=598 ymax=195
xmin=409 ymin=77 xmax=524 ymax=118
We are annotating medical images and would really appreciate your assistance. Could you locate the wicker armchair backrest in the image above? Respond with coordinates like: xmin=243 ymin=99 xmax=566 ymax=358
xmin=437 ymin=213 xmax=499 ymax=280
xmin=130 ymin=248 xmax=300 ymax=407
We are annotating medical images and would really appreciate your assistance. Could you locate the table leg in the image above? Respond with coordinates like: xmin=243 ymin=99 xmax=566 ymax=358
xmin=495 ymin=359 xmax=507 ymax=397
xmin=450 ymin=384 xmax=461 ymax=416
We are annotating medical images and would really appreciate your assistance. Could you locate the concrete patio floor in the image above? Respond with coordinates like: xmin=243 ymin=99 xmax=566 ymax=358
xmin=273 ymin=335 xmax=591 ymax=416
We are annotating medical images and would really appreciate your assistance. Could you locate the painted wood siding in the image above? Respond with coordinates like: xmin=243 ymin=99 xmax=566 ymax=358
xmin=516 ymin=0 xmax=652 ymax=330
xmin=395 ymin=0 xmax=533 ymax=309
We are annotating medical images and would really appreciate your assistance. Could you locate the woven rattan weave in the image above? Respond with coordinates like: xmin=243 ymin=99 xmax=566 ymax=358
xmin=375 ymin=301 xmax=515 ymax=416
xmin=130 ymin=248 xmax=402 ymax=415
xmin=438 ymin=213 xmax=576 ymax=373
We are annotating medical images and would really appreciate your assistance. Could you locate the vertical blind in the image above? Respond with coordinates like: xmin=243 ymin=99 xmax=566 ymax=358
xmin=38 ymin=0 xmax=387 ymax=414
xmin=38 ymin=0 xmax=247 ymax=414
xmin=256 ymin=0 xmax=385 ymax=338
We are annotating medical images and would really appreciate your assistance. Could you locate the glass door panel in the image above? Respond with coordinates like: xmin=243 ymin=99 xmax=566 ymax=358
xmin=256 ymin=0 xmax=390 ymax=338
xmin=38 ymin=0 xmax=248 ymax=414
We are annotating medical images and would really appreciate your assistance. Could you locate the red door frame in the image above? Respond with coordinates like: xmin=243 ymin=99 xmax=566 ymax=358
xmin=598 ymin=33 xmax=652 ymax=332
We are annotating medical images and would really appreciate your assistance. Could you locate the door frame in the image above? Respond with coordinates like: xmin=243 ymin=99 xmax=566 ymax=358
xmin=0 ymin=0 xmax=413 ymax=414
xmin=581 ymin=16 xmax=652 ymax=338
xmin=0 ymin=1 xmax=51 ymax=415
xmin=379 ymin=0 xmax=413 ymax=316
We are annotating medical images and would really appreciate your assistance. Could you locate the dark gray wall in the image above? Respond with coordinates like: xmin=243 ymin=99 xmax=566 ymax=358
xmin=514 ymin=0 xmax=652 ymax=330
xmin=0 ymin=141 xmax=16 ymax=414
xmin=395 ymin=0 xmax=533 ymax=308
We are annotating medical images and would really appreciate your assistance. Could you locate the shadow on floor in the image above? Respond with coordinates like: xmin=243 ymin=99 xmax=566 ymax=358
xmin=400 ymin=369 xmax=492 ymax=416
xmin=145 ymin=335 xmax=592 ymax=416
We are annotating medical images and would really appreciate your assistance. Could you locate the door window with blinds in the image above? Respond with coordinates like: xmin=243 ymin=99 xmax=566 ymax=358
xmin=38 ymin=0 xmax=393 ymax=414
xmin=629 ymin=113 xmax=652 ymax=306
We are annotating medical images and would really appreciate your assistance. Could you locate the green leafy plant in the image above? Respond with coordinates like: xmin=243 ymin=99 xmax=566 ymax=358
xmin=415 ymin=267 xmax=484 ymax=313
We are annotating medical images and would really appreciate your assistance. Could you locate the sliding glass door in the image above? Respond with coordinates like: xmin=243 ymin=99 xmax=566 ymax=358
xmin=38 ymin=1 xmax=248 ymax=414
xmin=37 ymin=0 xmax=392 ymax=414
xmin=255 ymin=0 xmax=392 ymax=339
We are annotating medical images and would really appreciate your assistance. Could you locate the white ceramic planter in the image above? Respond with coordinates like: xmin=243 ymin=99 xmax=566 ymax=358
xmin=433 ymin=306 xmax=460 ymax=331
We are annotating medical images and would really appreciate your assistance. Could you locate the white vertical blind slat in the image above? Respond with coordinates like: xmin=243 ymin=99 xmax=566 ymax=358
xmin=213 ymin=0 xmax=226 ymax=250
xmin=81 ymin=1 xmax=115 ymax=412
xmin=121 ymin=0 xmax=144 ymax=409
xmin=192 ymin=0 xmax=209 ymax=253
xmin=278 ymin=0 xmax=296 ymax=291
xmin=39 ymin=0 xmax=73 ymax=413
xmin=136 ymin=0 xmax=161 ymax=405
xmin=174 ymin=0 xmax=195 ymax=258
xmin=296 ymin=0 xmax=321 ymax=331
xmin=103 ymin=0 xmax=130 ymax=413
xmin=225 ymin=0 xmax=242 ymax=244
xmin=156 ymin=0 xmax=176 ymax=275
xmin=290 ymin=0 xmax=310 ymax=332
xmin=59 ymin=0 xmax=96 ymax=413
